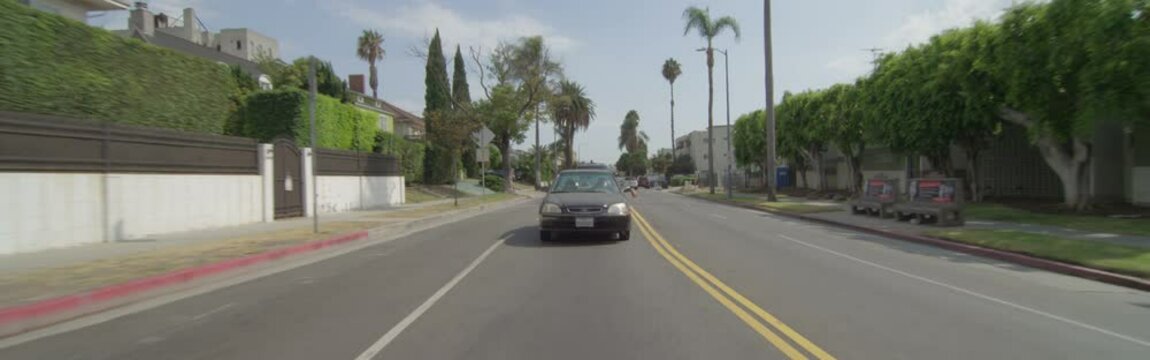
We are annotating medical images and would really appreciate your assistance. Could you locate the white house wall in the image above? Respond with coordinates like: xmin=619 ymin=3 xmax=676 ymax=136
xmin=316 ymin=175 xmax=404 ymax=214
xmin=1133 ymin=167 xmax=1150 ymax=206
xmin=0 ymin=173 xmax=262 ymax=255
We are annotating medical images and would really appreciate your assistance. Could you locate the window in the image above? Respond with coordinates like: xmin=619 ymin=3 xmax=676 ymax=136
xmin=236 ymin=40 xmax=242 ymax=50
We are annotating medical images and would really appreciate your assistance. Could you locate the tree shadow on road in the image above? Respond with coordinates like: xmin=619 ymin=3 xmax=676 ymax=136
xmin=501 ymin=226 xmax=622 ymax=248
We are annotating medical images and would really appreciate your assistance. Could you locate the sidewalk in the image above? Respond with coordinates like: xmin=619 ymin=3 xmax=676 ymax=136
xmin=0 ymin=193 xmax=523 ymax=309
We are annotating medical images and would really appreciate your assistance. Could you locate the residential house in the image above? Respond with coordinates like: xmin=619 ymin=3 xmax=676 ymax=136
xmin=19 ymin=0 xmax=130 ymax=22
xmin=347 ymin=75 xmax=425 ymax=141
xmin=113 ymin=4 xmax=274 ymax=86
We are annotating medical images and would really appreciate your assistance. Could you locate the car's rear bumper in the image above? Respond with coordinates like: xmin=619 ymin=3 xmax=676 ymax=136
xmin=540 ymin=215 xmax=632 ymax=233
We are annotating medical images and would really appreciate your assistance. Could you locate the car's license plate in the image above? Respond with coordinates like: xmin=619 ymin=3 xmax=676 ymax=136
xmin=575 ymin=217 xmax=594 ymax=228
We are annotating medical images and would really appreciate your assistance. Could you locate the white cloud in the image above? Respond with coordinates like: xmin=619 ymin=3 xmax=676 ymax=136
xmin=823 ymin=0 xmax=1011 ymax=77
xmin=320 ymin=0 xmax=577 ymax=54
xmin=882 ymin=0 xmax=1011 ymax=49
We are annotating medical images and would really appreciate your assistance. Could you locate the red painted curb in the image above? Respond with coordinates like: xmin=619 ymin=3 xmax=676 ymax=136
xmin=686 ymin=195 xmax=1150 ymax=292
xmin=0 ymin=230 xmax=369 ymax=328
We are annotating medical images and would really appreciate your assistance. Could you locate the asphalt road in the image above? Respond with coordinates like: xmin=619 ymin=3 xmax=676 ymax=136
xmin=3 ymin=190 xmax=1150 ymax=359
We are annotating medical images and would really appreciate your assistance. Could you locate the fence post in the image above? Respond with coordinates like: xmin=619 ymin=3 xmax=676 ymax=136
xmin=258 ymin=144 xmax=274 ymax=222
xmin=302 ymin=147 xmax=315 ymax=217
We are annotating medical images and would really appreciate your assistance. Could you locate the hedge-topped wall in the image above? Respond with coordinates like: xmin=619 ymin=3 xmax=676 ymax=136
xmin=240 ymin=89 xmax=377 ymax=151
xmin=0 ymin=1 xmax=238 ymax=133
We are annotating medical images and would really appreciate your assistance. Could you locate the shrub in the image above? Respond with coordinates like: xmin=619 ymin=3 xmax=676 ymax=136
xmin=239 ymin=89 xmax=376 ymax=150
xmin=483 ymin=174 xmax=504 ymax=193
xmin=0 ymin=2 xmax=237 ymax=133
xmin=670 ymin=175 xmax=696 ymax=187
xmin=375 ymin=131 xmax=425 ymax=183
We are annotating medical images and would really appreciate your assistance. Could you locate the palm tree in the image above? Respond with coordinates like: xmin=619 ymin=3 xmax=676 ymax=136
xmin=683 ymin=6 xmax=741 ymax=194
xmin=661 ymin=58 xmax=682 ymax=153
xmin=550 ymin=80 xmax=596 ymax=169
xmin=356 ymin=30 xmax=385 ymax=98
xmin=618 ymin=110 xmax=649 ymax=153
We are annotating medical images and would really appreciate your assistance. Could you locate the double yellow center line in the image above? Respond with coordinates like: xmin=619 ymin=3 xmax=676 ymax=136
xmin=632 ymin=210 xmax=836 ymax=360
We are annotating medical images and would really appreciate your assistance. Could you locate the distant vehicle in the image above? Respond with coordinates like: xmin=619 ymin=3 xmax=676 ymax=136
xmin=638 ymin=177 xmax=650 ymax=189
xmin=626 ymin=179 xmax=639 ymax=189
xmin=539 ymin=169 xmax=633 ymax=241
xmin=485 ymin=169 xmax=515 ymax=180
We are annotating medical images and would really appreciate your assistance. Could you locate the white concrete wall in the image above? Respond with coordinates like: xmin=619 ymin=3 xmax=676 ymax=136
xmin=316 ymin=176 xmax=404 ymax=214
xmin=0 ymin=173 xmax=261 ymax=255
xmin=26 ymin=0 xmax=87 ymax=21
xmin=1133 ymin=167 xmax=1150 ymax=206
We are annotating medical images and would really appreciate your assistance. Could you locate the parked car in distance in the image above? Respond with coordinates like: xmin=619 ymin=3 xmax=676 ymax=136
xmin=638 ymin=177 xmax=650 ymax=189
xmin=539 ymin=169 xmax=633 ymax=241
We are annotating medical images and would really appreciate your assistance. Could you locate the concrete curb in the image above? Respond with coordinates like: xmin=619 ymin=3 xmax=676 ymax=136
xmin=0 ymin=195 xmax=532 ymax=339
xmin=682 ymin=193 xmax=1150 ymax=292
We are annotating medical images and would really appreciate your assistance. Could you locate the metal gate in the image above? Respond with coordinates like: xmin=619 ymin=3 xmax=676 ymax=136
xmin=274 ymin=138 xmax=304 ymax=219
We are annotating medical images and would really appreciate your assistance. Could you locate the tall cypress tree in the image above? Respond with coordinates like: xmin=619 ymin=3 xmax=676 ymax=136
xmin=422 ymin=30 xmax=451 ymax=183
xmin=452 ymin=45 xmax=478 ymax=177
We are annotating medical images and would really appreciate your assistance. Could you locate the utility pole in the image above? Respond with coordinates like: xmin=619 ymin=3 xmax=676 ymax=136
xmin=308 ymin=57 xmax=319 ymax=232
xmin=763 ymin=0 xmax=778 ymax=202
xmin=717 ymin=49 xmax=733 ymax=200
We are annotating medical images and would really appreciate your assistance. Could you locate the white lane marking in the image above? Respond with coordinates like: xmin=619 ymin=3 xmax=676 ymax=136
xmin=190 ymin=303 xmax=235 ymax=322
xmin=710 ymin=214 xmax=728 ymax=220
xmin=777 ymin=234 xmax=1150 ymax=348
xmin=354 ymin=238 xmax=506 ymax=360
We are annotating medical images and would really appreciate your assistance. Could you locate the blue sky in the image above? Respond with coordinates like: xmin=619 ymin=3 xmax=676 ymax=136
xmin=96 ymin=0 xmax=1013 ymax=164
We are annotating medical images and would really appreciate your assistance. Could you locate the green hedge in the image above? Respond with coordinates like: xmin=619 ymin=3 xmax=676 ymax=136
xmin=0 ymin=1 xmax=237 ymax=133
xmin=482 ymin=174 xmax=504 ymax=193
xmin=239 ymin=89 xmax=376 ymax=151
xmin=375 ymin=131 xmax=425 ymax=183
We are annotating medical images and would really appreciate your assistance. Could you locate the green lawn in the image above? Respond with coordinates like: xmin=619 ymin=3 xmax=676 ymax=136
xmin=927 ymin=229 xmax=1150 ymax=278
xmin=966 ymin=203 xmax=1150 ymax=237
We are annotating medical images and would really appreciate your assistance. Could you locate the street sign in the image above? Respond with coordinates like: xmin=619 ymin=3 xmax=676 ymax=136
xmin=477 ymin=146 xmax=490 ymax=163
xmin=471 ymin=126 xmax=494 ymax=147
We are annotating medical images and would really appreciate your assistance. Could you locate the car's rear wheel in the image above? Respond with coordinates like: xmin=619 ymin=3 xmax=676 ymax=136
xmin=618 ymin=231 xmax=630 ymax=241
xmin=540 ymin=230 xmax=552 ymax=242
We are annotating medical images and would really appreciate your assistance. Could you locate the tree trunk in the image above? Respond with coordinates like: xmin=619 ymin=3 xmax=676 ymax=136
xmin=844 ymin=142 xmax=865 ymax=196
xmin=501 ymin=137 xmax=514 ymax=194
xmin=563 ymin=123 xmax=574 ymax=169
xmin=963 ymin=145 xmax=983 ymax=202
xmin=369 ymin=62 xmax=378 ymax=99
xmin=999 ymin=108 xmax=1093 ymax=210
xmin=706 ymin=44 xmax=716 ymax=194
xmin=670 ymin=83 xmax=676 ymax=153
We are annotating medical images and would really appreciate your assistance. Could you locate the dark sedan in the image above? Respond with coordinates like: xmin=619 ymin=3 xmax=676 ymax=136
xmin=539 ymin=169 xmax=633 ymax=241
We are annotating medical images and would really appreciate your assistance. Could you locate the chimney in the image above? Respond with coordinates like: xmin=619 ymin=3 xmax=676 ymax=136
xmin=128 ymin=2 xmax=154 ymax=37
xmin=182 ymin=8 xmax=199 ymax=42
xmin=349 ymin=75 xmax=366 ymax=94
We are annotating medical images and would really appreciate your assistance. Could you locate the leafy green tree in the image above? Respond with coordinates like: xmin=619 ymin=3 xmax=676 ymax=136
xmin=257 ymin=57 xmax=347 ymax=101
xmin=356 ymin=30 xmax=386 ymax=99
xmin=423 ymin=30 xmax=453 ymax=184
xmin=669 ymin=154 xmax=697 ymax=176
xmin=777 ymin=90 xmax=830 ymax=190
xmin=733 ymin=110 xmax=770 ymax=189
xmin=662 ymin=58 xmax=683 ymax=149
xmin=550 ymin=80 xmax=596 ymax=169
xmin=475 ymin=84 xmax=528 ymax=191
xmin=615 ymin=151 xmax=649 ymax=177
xmin=650 ymin=151 xmax=674 ymax=178
xmin=992 ymin=0 xmax=1150 ymax=209
xmin=683 ymin=6 xmax=740 ymax=194
xmin=618 ymin=110 xmax=649 ymax=153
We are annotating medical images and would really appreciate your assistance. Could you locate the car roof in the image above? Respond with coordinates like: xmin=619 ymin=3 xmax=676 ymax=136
xmin=559 ymin=168 xmax=613 ymax=174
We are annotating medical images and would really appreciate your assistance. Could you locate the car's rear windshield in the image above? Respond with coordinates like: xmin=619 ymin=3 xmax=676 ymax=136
xmin=550 ymin=172 xmax=619 ymax=194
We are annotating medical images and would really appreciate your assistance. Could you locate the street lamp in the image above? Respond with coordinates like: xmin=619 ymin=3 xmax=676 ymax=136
xmin=698 ymin=47 xmax=733 ymax=200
